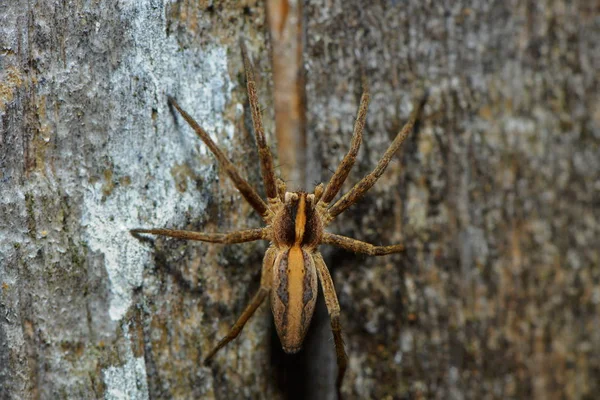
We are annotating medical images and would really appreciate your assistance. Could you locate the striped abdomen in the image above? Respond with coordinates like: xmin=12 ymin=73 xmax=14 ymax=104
xmin=271 ymin=247 xmax=318 ymax=353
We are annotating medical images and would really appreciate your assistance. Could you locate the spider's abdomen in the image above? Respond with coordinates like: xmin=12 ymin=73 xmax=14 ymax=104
xmin=271 ymin=247 xmax=318 ymax=353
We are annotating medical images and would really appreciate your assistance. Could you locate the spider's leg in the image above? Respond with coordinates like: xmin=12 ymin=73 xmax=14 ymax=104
xmin=168 ymin=97 xmax=273 ymax=220
xmin=313 ymin=252 xmax=347 ymax=398
xmin=241 ymin=41 xmax=278 ymax=202
xmin=325 ymin=92 xmax=427 ymax=221
xmin=318 ymin=86 xmax=370 ymax=207
xmin=204 ymin=246 xmax=277 ymax=363
xmin=322 ymin=232 xmax=404 ymax=255
xmin=130 ymin=227 xmax=268 ymax=244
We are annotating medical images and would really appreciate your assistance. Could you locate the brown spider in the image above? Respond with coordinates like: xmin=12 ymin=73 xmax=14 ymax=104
xmin=131 ymin=44 xmax=426 ymax=394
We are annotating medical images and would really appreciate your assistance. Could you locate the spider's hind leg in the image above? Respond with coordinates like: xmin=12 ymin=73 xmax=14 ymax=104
xmin=204 ymin=246 xmax=277 ymax=363
xmin=313 ymin=252 xmax=348 ymax=397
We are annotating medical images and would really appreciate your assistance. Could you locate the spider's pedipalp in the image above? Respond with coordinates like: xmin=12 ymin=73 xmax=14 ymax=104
xmin=313 ymin=182 xmax=324 ymax=203
xmin=168 ymin=97 xmax=273 ymax=220
xmin=276 ymin=178 xmax=287 ymax=202
xmin=326 ymin=92 xmax=427 ymax=221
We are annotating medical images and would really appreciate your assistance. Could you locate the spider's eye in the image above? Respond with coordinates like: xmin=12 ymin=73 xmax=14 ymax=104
xmin=284 ymin=192 xmax=299 ymax=204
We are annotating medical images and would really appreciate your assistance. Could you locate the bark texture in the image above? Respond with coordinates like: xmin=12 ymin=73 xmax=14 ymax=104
xmin=1 ymin=1 xmax=279 ymax=399
xmin=1 ymin=1 xmax=598 ymax=400
xmin=303 ymin=1 xmax=600 ymax=399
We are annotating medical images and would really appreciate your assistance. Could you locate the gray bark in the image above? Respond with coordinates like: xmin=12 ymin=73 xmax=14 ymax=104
xmin=1 ymin=1 xmax=598 ymax=400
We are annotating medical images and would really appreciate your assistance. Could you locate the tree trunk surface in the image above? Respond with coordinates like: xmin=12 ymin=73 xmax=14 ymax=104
xmin=1 ymin=1 xmax=598 ymax=400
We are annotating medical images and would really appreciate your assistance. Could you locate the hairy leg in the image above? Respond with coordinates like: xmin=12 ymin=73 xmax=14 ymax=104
xmin=130 ymin=227 xmax=268 ymax=244
xmin=204 ymin=246 xmax=277 ymax=363
xmin=326 ymin=92 xmax=427 ymax=221
xmin=240 ymin=41 xmax=278 ymax=201
xmin=322 ymin=232 xmax=404 ymax=255
xmin=168 ymin=97 xmax=272 ymax=220
xmin=319 ymin=86 xmax=370 ymax=206
xmin=312 ymin=252 xmax=347 ymax=397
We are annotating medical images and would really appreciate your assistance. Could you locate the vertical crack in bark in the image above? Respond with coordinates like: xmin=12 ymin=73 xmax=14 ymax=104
xmin=266 ymin=0 xmax=308 ymax=189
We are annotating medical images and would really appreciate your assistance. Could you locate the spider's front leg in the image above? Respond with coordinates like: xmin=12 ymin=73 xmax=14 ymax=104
xmin=168 ymin=97 xmax=273 ymax=221
xmin=241 ymin=41 xmax=278 ymax=202
xmin=312 ymin=252 xmax=348 ymax=397
xmin=318 ymin=86 xmax=370 ymax=206
xmin=204 ymin=245 xmax=277 ymax=363
xmin=326 ymin=92 xmax=428 ymax=222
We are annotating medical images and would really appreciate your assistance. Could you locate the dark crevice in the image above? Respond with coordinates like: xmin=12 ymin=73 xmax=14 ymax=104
xmin=270 ymin=323 xmax=306 ymax=400
xmin=269 ymin=244 xmax=358 ymax=400
xmin=270 ymin=281 xmax=332 ymax=400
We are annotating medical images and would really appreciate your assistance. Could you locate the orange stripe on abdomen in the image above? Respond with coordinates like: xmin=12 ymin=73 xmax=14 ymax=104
xmin=284 ymin=246 xmax=305 ymax=350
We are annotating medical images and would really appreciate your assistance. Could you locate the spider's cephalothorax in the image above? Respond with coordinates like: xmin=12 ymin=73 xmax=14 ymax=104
xmin=273 ymin=192 xmax=322 ymax=249
xmin=271 ymin=191 xmax=322 ymax=353
xmin=131 ymin=43 xmax=426 ymax=394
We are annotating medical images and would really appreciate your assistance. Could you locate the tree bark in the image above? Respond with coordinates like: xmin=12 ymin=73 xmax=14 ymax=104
xmin=1 ymin=1 xmax=598 ymax=400
xmin=1 ymin=1 xmax=280 ymax=399
xmin=303 ymin=1 xmax=600 ymax=399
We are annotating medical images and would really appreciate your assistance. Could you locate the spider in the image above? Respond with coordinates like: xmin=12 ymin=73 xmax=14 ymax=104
xmin=131 ymin=44 xmax=426 ymax=394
